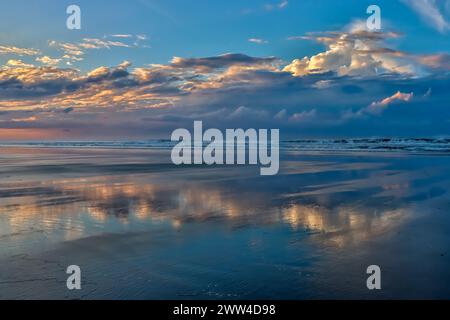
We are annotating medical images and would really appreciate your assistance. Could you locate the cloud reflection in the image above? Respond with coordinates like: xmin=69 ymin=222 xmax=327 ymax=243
xmin=0 ymin=164 xmax=420 ymax=248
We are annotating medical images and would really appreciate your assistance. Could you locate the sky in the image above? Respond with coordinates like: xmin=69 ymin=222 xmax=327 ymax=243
xmin=0 ymin=0 xmax=449 ymax=140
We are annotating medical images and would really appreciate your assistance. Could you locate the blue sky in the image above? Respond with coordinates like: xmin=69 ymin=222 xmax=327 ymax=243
xmin=2 ymin=0 xmax=449 ymax=68
xmin=0 ymin=0 xmax=449 ymax=140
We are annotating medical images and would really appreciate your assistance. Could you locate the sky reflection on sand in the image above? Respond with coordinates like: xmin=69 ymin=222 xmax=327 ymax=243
xmin=0 ymin=147 xmax=449 ymax=299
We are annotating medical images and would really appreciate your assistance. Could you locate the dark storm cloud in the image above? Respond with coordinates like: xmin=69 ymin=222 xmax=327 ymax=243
xmin=170 ymin=53 xmax=279 ymax=70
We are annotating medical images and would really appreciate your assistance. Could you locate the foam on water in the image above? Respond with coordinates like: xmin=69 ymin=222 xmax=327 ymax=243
xmin=282 ymin=138 xmax=450 ymax=153
xmin=1 ymin=138 xmax=450 ymax=153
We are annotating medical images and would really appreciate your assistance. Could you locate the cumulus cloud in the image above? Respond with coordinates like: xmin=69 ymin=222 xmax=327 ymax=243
xmin=0 ymin=46 xmax=439 ymax=121
xmin=1 ymin=65 xmax=448 ymax=139
xmin=0 ymin=64 xmax=80 ymax=101
xmin=0 ymin=23 xmax=449 ymax=139
xmin=0 ymin=53 xmax=281 ymax=113
xmin=283 ymin=23 xmax=422 ymax=77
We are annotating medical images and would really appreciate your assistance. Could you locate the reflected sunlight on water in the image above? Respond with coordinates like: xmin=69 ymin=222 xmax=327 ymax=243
xmin=1 ymin=147 xmax=450 ymax=299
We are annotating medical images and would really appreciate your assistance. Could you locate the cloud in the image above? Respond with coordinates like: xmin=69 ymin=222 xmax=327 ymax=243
xmin=11 ymin=116 xmax=37 ymax=122
xmin=0 ymin=52 xmax=283 ymax=115
xmin=289 ymin=109 xmax=317 ymax=122
xmin=1 ymin=24 xmax=449 ymax=139
xmin=402 ymin=0 xmax=450 ymax=33
xmin=283 ymin=23 xmax=421 ymax=77
xmin=0 ymin=47 xmax=438 ymax=120
xmin=248 ymin=38 xmax=269 ymax=45
xmin=170 ymin=53 xmax=278 ymax=71
xmin=136 ymin=34 xmax=148 ymax=41
xmin=360 ymin=91 xmax=414 ymax=116
xmin=6 ymin=59 xmax=35 ymax=68
xmin=1 ymin=66 xmax=448 ymax=139
xmin=49 ymin=35 xmax=150 ymax=65
xmin=36 ymin=56 xmax=62 ymax=66
xmin=110 ymin=34 xmax=133 ymax=38
xmin=375 ymin=91 xmax=414 ymax=106
xmin=79 ymin=38 xmax=132 ymax=49
xmin=243 ymin=0 xmax=288 ymax=14
xmin=312 ymin=80 xmax=333 ymax=89
xmin=418 ymin=53 xmax=450 ymax=71
xmin=228 ymin=106 xmax=269 ymax=120
xmin=265 ymin=0 xmax=289 ymax=11
xmin=0 ymin=64 xmax=81 ymax=100
xmin=49 ymin=41 xmax=85 ymax=63
xmin=0 ymin=45 xmax=40 ymax=56
xmin=50 ymin=38 xmax=132 ymax=58
xmin=278 ymin=1 xmax=289 ymax=9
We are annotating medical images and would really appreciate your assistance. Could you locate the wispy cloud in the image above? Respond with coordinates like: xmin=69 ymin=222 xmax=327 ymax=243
xmin=48 ymin=40 xmax=85 ymax=64
xmin=109 ymin=34 xmax=134 ymax=38
xmin=108 ymin=34 xmax=149 ymax=46
xmin=48 ymin=34 xmax=149 ymax=65
xmin=265 ymin=0 xmax=289 ymax=11
xmin=243 ymin=0 xmax=288 ymax=14
xmin=278 ymin=0 xmax=289 ymax=9
xmin=364 ymin=91 xmax=414 ymax=115
xmin=402 ymin=0 xmax=450 ymax=33
xmin=418 ymin=53 xmax=450 ymax=71
xmin=248 ymin=38 xmax=269 ymax=44
xmin=0 ymin=45 xmax=40 ymax=56
xmin=11 ymin=116 xmax=37 ymax=122
xmin=80 ymin=38 xmax=131 ymax=49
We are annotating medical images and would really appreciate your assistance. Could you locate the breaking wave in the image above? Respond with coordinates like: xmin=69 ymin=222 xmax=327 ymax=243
xmin=1 ymin=138 xmax=450 ymax=153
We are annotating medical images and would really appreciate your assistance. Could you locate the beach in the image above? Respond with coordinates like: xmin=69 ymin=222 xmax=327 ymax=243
xmin=0 ymin=146 xmax=449 ymax=299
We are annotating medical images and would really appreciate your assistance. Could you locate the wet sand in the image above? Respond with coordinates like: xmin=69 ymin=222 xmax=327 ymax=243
xmin=0 ymin=147 xmax=449 ymax=299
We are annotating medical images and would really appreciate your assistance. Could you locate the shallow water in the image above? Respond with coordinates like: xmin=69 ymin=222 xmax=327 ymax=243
xmin=0 ymin=147 xmax=449 ymax=299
